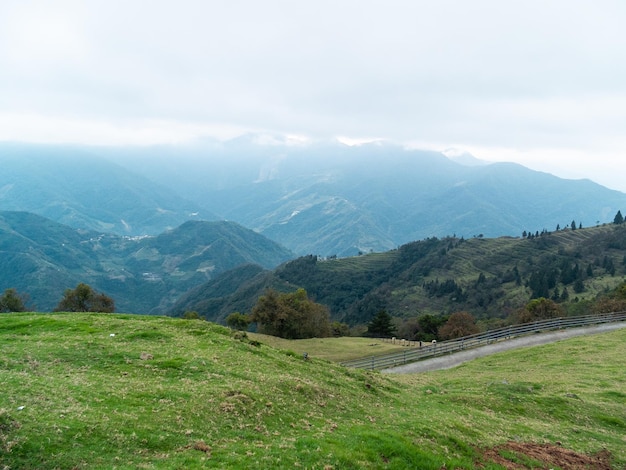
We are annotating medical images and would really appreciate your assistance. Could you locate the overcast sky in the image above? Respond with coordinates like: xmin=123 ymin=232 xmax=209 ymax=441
xmin=1 ymin=1 xmax=625 ymax=191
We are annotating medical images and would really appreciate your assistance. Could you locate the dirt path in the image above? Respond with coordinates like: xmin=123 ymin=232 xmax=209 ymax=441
xmin=382 ymin=321 xmax=626 ymax=374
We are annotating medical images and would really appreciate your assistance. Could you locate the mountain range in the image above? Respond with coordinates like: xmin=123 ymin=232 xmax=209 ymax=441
xmin=2 ymin=138 xmax=626 ymax=318
xmin=0 ymin=211 xmax=292 ymax=313
xmin=0 ymin=143 xmax=216 ymax=236
xmin=2 ymin=138 xmax=625 ymax=257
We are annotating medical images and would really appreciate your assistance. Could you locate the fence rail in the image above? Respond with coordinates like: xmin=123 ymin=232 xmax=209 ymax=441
xmin=341 ymin=312 xmax=626 ymax=370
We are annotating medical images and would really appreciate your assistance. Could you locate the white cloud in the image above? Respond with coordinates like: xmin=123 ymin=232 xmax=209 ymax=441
xmin=0 ymin=112 xmax=247 ymax=146
xmin=0 ymin=0 xmax=625 ymax=191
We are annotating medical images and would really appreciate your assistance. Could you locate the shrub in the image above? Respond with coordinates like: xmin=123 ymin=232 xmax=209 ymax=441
xmin=54 ymin=283 xmax=114 ymax=313
xmin=438 ymin=311 xmax=480 ymax=340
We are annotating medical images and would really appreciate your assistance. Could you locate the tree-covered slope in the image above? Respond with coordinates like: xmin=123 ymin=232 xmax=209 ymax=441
xmin=172 ymin=223 xmax=626 ymax=326
xmin=0 ymin=212 xmax=293 ymax=313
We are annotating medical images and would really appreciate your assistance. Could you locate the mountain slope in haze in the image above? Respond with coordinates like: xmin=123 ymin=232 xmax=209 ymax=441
xmin=170 ymin=223 xmax=626 ymax=326
xmin=3 ymin=139 xmax=626 ymax=257
xmin=0 ymin=143 xmax=216 ymax=236
xmin=104 ymin=137 xmax=626 ymax=257
xmin=0 ymin=211 xmax=293 ymax=313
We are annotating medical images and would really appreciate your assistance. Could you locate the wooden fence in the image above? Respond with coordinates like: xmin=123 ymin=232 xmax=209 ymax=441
xmin=340 ymin=312 xmax=626 ymax=370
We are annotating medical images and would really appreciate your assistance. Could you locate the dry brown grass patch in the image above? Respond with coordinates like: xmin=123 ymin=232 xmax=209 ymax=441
xmin=480 ymin=442 xmax=612 ymax=469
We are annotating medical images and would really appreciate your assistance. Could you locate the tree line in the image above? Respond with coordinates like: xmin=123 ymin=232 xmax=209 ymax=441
xmin=0 ymin=283 xmax=115 ymax=313
xmin=221 ymin=277 xmax=626 ymax=342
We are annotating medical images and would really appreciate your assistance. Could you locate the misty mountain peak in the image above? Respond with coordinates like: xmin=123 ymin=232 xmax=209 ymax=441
xmin=442 ymin=148 xmax=489 ymax=167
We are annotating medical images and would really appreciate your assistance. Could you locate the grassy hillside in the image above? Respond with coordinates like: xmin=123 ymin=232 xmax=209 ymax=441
xmin=172 ymin=223 xmax=626 ymax=326
xmin=1 ymin=312 xmax=624 ymax=469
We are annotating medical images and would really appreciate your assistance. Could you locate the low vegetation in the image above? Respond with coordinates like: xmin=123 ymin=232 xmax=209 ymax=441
xmin=1 ymin=312 xmax=624 ymax=468
xmin=0 ymin=288 xmax=28 ymax=313
xmin=54 ymin=283 xmax=115 ymax=313
xmin=249 ymin=288 xmax=332 ymax=339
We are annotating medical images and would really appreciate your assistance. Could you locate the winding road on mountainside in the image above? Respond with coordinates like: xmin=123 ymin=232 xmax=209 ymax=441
xmin=381 ymin=321 xmax=626 ymax=374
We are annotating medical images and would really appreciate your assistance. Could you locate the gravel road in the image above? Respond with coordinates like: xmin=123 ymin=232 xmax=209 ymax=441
xmin=381 ymin=321 xmax=626 ymax=374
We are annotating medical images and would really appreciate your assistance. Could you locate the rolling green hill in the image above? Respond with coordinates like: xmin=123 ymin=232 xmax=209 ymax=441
xmin=0 ymin=212 xmax=293 ymax=313
xmin=171 ymin=223 xmax=626 ymax=326
xmin=0 ymin=312 xmax=624 ymax=468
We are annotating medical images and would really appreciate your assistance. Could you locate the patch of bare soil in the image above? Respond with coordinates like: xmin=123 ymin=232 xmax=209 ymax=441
xmin=480 ymin=442 xmax=613 ymax=470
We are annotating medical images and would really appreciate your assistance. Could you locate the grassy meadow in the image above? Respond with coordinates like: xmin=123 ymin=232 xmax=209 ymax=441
xmin=1 ymin=312 xmax=625 ymax=469
xmin=247 ymin=333 xmax=409 ymax=362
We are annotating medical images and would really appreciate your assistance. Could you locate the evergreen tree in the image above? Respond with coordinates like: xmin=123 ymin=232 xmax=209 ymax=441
xmin=614 ymin=210 xmax=624 ymax=225
xmin=606 ymin=258 xmax=616 ymax=276
xmin=366 ymin=310 xmax=396 ymax=337
xmin=416 ymin=314 xmax=447 ymax=341
xmin=573 ymin=278 xmax=585 ymax=294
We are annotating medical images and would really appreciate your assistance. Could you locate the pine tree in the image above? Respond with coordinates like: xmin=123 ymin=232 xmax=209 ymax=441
xmin=614 ymin=210 xmax=624 ymax=225
xmin=366 ymin=310 xmax=397 ymax=337
xmin=573 ymin=278 xmax=585 ymax=294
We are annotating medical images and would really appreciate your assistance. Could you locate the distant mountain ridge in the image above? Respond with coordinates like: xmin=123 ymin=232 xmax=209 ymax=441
xmin=0 ymin=143 xmax=216 ymax=236
xmin=0 ymin=211 xmax=293 ymax=313
xmin=2 ymin=139 xmax=626 ymax=257
xmin=102 ymin=137 xmax=626 ymax=256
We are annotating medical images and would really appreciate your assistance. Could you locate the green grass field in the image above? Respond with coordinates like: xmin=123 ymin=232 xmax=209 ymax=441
xmin=1 ymin=312 xmax=624 ymax=469
xmin=248 ymin=333 xmax=411 ymax=362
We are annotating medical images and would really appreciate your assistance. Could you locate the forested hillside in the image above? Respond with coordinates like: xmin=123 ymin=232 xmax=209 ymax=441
xmin=0 ymin=212 xmax=293 ymax=313
xmin=171 ymin=222 xmax=626 ymax=328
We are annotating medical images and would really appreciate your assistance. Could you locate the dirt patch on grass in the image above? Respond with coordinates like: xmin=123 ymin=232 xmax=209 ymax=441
xmin=480 ymin=442 xmax=612 ymax=469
